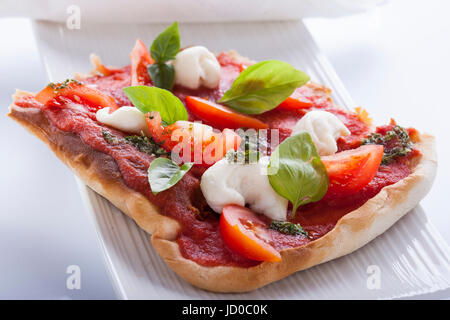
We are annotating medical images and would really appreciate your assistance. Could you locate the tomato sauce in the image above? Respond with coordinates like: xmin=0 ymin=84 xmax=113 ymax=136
xmin=15 ymin=52 xmax=418 ymax=267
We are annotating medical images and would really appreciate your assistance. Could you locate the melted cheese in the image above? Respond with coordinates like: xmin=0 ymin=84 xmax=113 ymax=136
xmin=172 ymin=46 xmax=221 ymax=90
xmin=200 ymin=156 xmax=288 ymax=220
xmin=96 ymin=106 xmax=149 ymax=135
xmin=291 ymin=110 xmax=350 ymax=155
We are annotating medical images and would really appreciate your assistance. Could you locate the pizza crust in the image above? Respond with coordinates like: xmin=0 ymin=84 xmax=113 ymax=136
xmin=8 ymin=94 xmax=180 ymax=241
xmin=8 ymin=76 xmax=437 ymax=293
xmin=151 ymin=132 xmax=436 ymax=292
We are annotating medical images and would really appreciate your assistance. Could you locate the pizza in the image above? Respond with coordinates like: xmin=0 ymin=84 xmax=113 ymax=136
xmin=8 ymin=22 xmax=436 ymax=292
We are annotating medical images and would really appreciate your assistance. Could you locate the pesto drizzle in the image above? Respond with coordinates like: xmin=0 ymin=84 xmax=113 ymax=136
xmin=124 ymin=133 xmax=168 ymax=156
xmin=102 ymin=130 xmax=167 ymax=156
xmin=226 ymin=129 xmax=267 ymax=164
xmin=102 ymin=130 xmax=120 ymax=145
xmin=47 ymin=79 xmax=82 ymax=92
xmin=269 ymin=220 xmax=308 ymax=237
xmin=362 ymin=125 xmax=413 ymax=165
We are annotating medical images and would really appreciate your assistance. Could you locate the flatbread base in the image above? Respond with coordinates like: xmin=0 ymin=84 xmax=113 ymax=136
xmin=8 ymin=85 xmax=437 ymax=292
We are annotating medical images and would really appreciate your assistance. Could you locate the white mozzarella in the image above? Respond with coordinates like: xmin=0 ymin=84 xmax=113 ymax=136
xmin=290 ymin=110 xmax=350 ymax=155
xmin=96 ymin=106 xmax=149 ymax=135
xmin=200 ymin=156 xmax=288 ymax=221
xmin=172 ymin=46 xmax=221 ymax=90
xmin=174 ymin=120 xmax=214 ymax=141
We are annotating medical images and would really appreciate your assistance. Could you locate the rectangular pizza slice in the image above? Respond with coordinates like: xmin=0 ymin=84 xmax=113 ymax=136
xmin=8 ymin=23 xmax=436 ymax=292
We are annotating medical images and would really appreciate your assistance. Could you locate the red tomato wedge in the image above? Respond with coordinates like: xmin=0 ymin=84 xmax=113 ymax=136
xmin=185 ymin=96 xmax=268 ymax=129
xmin=130 ymin=38 xmax=154 ymax=86
xmin=322 ymin=145 xmax=384 ymax=198
xmin=35 ymin=80 xmax=119 ymax=112
xmin=277 ymin=96 xmax=313 ymax=110
xmin=90 ymin=54 xmax=122 ymax=76
xmin=145 ymin=111 xmax=241 ymax=166
xmin=220 ymin=205 xmax=281 ymax=262
xmin=238 ymin=63 xmax=249 ymax=72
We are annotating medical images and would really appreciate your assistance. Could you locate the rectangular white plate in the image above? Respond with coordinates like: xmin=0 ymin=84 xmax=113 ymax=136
xmin=33 ymin=20 xmax=450 ymax=299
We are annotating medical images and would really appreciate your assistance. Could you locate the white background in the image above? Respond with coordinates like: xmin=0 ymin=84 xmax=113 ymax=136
xmin=0 ymin=0 xmax=449 ymax=299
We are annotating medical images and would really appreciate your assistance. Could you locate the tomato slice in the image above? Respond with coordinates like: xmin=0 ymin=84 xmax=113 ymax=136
xmin=35 ymin=80 xmax=119 ymax=112
xmin=90 ymin=54 xmax=122 ymax=76
xmin=238 ymin=63 xmax=249 ymax=73
xmin=277 ymin=96 xmax=312 ymax=110
xmin=145 ymin=111 xmax=241 ymax=166
xmin=185 ymin=96 xmax=268 ymax=129
xmin=276 ymin=88 xmax=313 ymax=110
xmin=130 ymin=38 xmax=154 ymax=86
xmin=220 ymin=205 xmax=281 ymax=262
xmin=322 ymin=145 xmax=384 ymax=198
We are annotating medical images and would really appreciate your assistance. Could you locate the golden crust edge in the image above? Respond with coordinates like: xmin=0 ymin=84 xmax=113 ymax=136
xmin=144 ymin=48 xmax=438 ymax=291
xmin=151 ymin=132 xmax=436 ymax=292
xmin=9 ymin=102 xmax=437 ymax=292
xmin=8 ymin=50 xmax=437 ymax=292
xmin=8 ymin=100 xmax=180 ymax=241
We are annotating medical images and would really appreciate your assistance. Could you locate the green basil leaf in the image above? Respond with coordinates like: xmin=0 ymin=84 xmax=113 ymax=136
xmin=218 ymin=60 xmax=310 ymax=114
xmin=123 ymin=86 xmax=187 ymax=125
xmin=148 ymin=158 xmax=193 ymax=194
xmin=148 ymin=63 xmax=175 ymax=91
xmin=268 ymin=132 xmax=328 ymax=217
xmin=150 ymin=21 xmax=180 ymax=63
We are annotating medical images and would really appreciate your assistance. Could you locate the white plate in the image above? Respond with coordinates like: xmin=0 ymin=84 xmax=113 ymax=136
xmin=32 ymin=20 xmax=450 ymax=299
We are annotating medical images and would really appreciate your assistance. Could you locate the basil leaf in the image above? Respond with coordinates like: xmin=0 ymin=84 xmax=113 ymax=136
xmin=150 ymin=21 xmax=180 ymax=63
xmin=218 ymin=60 xmax=310 ymax=114
xmin=123 ymin=86 xmax=187 ymax=125
xmin=148 ymin=63 xmax=175 ymax=91
xmin=268 ymin=132 xmax=328 ymax=217
xmin=148 ymin=158 xmax=193 ymax=194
